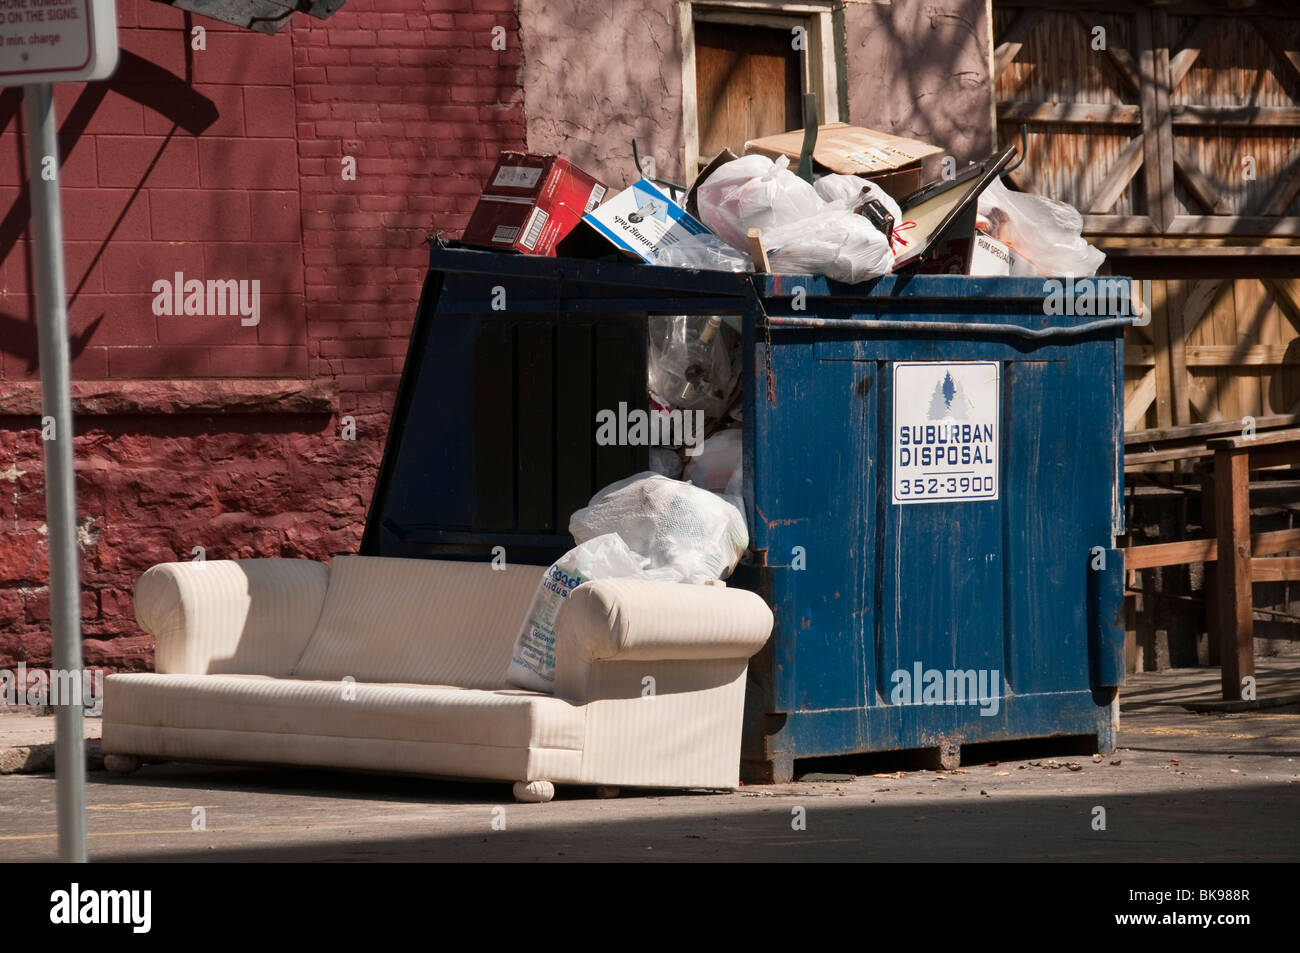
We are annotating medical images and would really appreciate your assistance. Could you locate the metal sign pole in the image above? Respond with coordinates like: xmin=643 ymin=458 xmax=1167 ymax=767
xmin=23 ymin=82 xmax=87 ymax=864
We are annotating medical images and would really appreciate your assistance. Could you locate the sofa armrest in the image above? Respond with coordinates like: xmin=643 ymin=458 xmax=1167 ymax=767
xmin=135 ymin=558 xmax=330 ymax=676
xmin=558 ymin=578 xmax=773 ymax=663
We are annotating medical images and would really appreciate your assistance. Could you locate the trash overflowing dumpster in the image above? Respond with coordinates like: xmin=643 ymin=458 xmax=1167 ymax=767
xmin=363 ymin=240 xmax=1130 ymax=783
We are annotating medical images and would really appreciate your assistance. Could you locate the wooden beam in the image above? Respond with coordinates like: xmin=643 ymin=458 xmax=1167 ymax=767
xmin=1184 ymin=344 xmax=1293 ymax=366
xmin=1169 ymin=15 xmax=1217 ymax=89
xmin=1076 ymin=12 xmax=1142 ymax=93
xmin=1260 ymin=155 xmax=1300 ymax=217
xmin=1172 ymin=141 xmax=1231 ymax=214
xmin=1124 ymin=367 xmax=1158 ymax=430
xmin=998 ymin=102 xmax=1142 ymax=124
xmin=1215 ymin=448 xmax=1254 ymax=701
xmin=1087 ymin=134 xmax=1147 ymax=214
xmin=994 ymin=8 xmax=1043 ymax=78
xmin=1250 ymin=556 xmax=1300 ymax=582
xmin=1127 ymin=413 xmax=1300 ymax=444
xmin=1171 ymin=105 xmax=1300 ymax=126
xmin=1122 ymin=528 xmax=1300 ymax=569
xmin=1126 ymin=537 xmax=1216 ymax=569
xmin=1206 ymin=426 xmax=1300 ymax=450
xmin=1252 ymin=17 xmax=1300 ymax=89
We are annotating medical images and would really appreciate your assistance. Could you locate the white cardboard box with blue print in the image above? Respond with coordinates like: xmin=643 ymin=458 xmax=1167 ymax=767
xmin=556 ymin=179 xmax=715 ymax=264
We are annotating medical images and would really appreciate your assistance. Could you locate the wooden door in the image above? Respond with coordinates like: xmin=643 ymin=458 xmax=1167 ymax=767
xmin=993 ymin=0 xmax=1300 ymax=429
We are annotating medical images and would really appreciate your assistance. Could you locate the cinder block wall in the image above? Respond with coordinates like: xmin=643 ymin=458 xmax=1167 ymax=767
xmin=0 ymin=0 xmax=524 ymax=669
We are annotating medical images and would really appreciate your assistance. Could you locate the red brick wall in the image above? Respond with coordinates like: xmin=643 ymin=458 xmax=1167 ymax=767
xmin=0 ymin=0 xmax=523 ymax=669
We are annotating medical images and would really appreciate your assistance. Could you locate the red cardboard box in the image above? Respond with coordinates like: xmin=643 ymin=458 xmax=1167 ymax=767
xmin=462 ymin=153 xmax=608 ymax=256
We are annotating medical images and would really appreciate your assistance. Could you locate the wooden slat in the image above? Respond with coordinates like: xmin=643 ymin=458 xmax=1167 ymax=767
xmin=1124 ymin=446 xmax=1212 ymax=466
xmin=1124 ymin=367 xmax=1158 ymax=430
xmin=1215 ymin=448 xmax=1253 ymax=700
xmin=1165 ymin=215 xmax=1300 ymax=235
xmin=1260 ymin=155 xmax=1300 ymax=217
xmin=1255 ymin=528 xmax=1300 ymax=557
xmin=1168 ymin=14 xmax=1216 ymax=88
xmin=1123 ymin=527 xmax=1300 ymax=569
xmin=1075 ymin=12 xmax=1142 ymax=93
xmin=1252 ymin=17 xmax=1300 ymax=88
xmin=1172 ymin=141 xmax=1230 ymax=214
xmin=1171 ymin=105 xmax=1300 ymax=126
xmin=1126 ymin=537 xmax=1216 ymax=570
xmin=1127 ymin=413 xmax=1300 ymax=445
xmin=1152 ymin=12 xmax=1178 ymax=232
xmin=1135 ymin=12 xmax=1172 ymax=232
xmin=1185 ymin=344 xmax=1293 ymax=366
xmin=998 ymin=102 xmax=1142 ymax=124
xmin=1086 ymin=134 xmax=1147 ymax=214
xmin=1250 ymin=556 xmax=1300 ymax=581
xmin=994 ymin=8 xmax=1043 ymax=78
xmin=1206 ymin=426 xmax=1300 ymax=450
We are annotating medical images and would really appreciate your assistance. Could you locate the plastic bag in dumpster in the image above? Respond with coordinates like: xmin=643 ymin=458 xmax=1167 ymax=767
xmin=695 ymin=154 xmax=823 ymax=252
xmin=976 ymin=176 xmax=1105 ymax=277
xmin=647 ymin=314 xmax=741 ymax=425
xmin=764 ymin=207 xmax=894 ymax=284
xmin=813 ymin=173 xmax=902 ymax=226
xmin=569 ymin=473 xmax=748 ymax=585
xmin=684 ymin=427 xmax=743 ymax=496
xmin=504 ymin=533 xmax=649 ymax=692
xmin=655 ymin=231 xmax=752 ymax=272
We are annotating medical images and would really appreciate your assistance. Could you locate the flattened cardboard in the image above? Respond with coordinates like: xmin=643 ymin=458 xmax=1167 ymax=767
xmin=744 ymin=123 xmax=943 ymax=175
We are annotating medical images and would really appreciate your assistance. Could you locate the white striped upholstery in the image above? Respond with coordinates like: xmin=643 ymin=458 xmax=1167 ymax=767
xmin=135 ymin=559 xmax=329 ymax=676
xmin=104 ymin=673 xmax=584 ymax=751
xmin=115 ymin=555 xmax=776 ymax=791
xmin=291 ymin=556 xmax=545 ymax=687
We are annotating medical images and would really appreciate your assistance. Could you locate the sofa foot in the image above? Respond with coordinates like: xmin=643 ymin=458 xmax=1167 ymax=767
xmin=513 ymin=780 xmax=555 ymax=803
xmin=594 ymin=785 xmax=620 ymax=799
xmin=103 ymin=754 xmax=141 ymax=775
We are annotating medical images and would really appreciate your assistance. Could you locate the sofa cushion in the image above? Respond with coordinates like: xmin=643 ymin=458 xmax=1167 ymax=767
xmin=291 ymin=556 xmax=545 ymax=688
xmin=103 ymin=673 xmax=585 ymax=752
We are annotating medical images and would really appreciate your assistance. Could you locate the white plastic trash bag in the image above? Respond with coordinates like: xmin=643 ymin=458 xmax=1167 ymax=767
xmin=696 ymin=154 xmax=823 ymax=252
xmin=570 ymin=472 xmax=748 ymax=585
xmin=814 ymin=174 xmax=902 ymax=226
xmin=684 ymin=428 xmax=743 ymax=494
xmin=764 ymin=207 xmax=894 ymax=284
xmin=977 ymin=176 xmax=1105 ymax=277
xmin=504 ymin=533 xmax=645 ymax=692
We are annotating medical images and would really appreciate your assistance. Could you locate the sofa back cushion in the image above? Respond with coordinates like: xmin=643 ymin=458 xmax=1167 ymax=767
xmin=291 ymin=555 xmax=546 ymax=688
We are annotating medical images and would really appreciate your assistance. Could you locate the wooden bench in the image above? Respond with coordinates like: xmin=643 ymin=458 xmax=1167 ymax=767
xmin=1122 ymin=424 xmax=1300 ymax=700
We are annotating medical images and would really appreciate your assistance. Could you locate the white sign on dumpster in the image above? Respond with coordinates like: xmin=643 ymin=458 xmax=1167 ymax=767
xmin=0 ymin=0 xmax=118 ymax=86
xmin=892 ymin=361 xmax=1000 ymax=505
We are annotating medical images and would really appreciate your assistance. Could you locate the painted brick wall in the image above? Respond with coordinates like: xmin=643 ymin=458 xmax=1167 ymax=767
xmin=0 ymin=0 xmax=523 ymax=670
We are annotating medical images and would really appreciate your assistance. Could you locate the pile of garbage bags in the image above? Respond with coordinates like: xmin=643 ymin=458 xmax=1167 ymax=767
xmin=666 ymin=154 xmax=900 ymax=284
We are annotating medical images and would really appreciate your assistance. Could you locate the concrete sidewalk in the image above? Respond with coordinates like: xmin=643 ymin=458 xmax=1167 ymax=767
xmin=2 ymin=664 xmax=1297 ymax=862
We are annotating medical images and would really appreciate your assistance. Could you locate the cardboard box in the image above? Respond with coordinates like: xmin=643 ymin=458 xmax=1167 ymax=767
xmin=462 ymin=153 xmax=608 ymax=256
xmin=744 ymin=123 xmax=943 ymax=202
xmin=556 ymin=179 xmax=713 ymax=265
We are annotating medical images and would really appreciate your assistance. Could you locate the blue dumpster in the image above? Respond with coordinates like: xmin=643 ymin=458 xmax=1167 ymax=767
xmin=364 ymin=241 xmax=1130 ymax=783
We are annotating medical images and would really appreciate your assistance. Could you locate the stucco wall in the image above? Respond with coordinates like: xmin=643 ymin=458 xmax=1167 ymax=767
xmin=844 ymin=0 xmax=995 ymax=176
xmin=520 ymin=0 xmax=994 ymax=188
xmin=520 ymin=1 xmax=686 ymax=189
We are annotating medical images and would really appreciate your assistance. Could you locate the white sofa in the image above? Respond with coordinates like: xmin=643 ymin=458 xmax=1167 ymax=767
xmin=101 ymin=555 xmax=773 ymax=801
